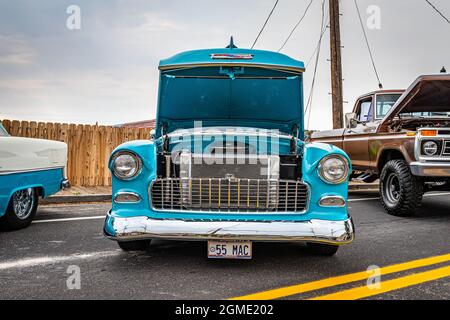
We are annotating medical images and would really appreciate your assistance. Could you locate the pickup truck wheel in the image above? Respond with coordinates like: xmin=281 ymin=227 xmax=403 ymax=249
xmin=118 ymin=240 xmax=151 ymax=251
xmin=0 ymin=188 xmax=38 ymax=230
xmin=380 ymin=160 xmax=423 ymax=216
xmin=306 ymin=243 xmax=339 ymax=256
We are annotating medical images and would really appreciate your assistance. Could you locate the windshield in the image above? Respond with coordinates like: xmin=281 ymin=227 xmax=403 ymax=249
xmin=0 ymin=124 xmax=8 ymax=137
xmin=376 ymin=94 xmax=402 ymax=119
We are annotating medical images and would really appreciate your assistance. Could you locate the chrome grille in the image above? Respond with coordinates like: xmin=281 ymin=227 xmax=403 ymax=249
xmin=151 ymin=178 xmax=309 ymax=213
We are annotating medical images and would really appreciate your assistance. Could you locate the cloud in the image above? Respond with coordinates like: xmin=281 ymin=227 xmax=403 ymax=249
xmin=0 ymin=0 xmax=449 ymax=130
xmin=0 ymin=34 xmax=35 ymax=65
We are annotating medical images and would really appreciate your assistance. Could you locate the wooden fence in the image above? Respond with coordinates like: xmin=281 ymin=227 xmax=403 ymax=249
xmin=1 ymin=119 xmax=152 ymax=186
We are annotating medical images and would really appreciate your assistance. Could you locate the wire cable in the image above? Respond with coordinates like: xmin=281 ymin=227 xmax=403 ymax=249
xmin=305 ymin=0 xmax=327 ymax=129
xmin=425 ymin=0 xmax=450 ymax=24
xmin=251 ymin=0 xmax=280 ymax=49
xmin=306 ymin=16 xmax=329 ymax=68
xmin=278 ymin=0 xmax=315 ymax=52
xmin=354 ymin=0 xmax=383 ymax=89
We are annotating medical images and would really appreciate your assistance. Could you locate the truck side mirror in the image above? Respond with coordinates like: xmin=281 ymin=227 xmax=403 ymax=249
xmin=345 ymin=112 xmax=358 ymax=129
xmin=150 ymin=129 xmax=156 ymax=140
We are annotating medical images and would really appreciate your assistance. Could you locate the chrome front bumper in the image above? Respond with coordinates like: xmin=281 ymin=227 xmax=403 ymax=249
xmin=104 ymin=213 xmax=355 ymax=245
xmin=410 ymin=162 xmax=450 ymax=177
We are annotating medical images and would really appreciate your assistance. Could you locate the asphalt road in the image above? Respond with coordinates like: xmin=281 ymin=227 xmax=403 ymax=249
xmin=0 ymin=191 xmax=449 ymax=300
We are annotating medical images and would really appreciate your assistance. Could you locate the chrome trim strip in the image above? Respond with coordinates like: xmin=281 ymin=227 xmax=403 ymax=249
xmin=105 ymin=213 xmax=354 ymax=245
xmin=0 ymin=166 xmax=65 ymax=176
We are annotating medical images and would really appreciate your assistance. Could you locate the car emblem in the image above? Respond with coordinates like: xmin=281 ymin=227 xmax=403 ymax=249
xmin=211 ymin=53 xmax=254 ymax=60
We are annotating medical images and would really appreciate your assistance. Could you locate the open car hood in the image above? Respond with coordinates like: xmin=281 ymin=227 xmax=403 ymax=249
xmin=381 ymin=74 xmax=450 ymax=126
xmin=155 ymin=48 xmax=305 ymax=139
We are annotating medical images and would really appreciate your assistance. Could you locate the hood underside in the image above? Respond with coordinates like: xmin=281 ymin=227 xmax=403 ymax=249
xmin=156 ymin=48 xmax=305 ymax=139
xmin=382 ymin=74 xmax=450 ymax=124
xmin=156 ymin=66 xmax=303 ymax=138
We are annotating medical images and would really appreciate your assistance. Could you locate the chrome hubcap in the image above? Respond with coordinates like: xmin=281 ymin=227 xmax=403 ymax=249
xmin=12 ymin=188 xmax=35 ymax=220
xmin=385 ymin=173 xmax=401 ymax=205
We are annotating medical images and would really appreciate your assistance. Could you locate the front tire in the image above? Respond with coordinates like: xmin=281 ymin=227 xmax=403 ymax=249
xmin=0 ymin=188 xmax=38 ymax=230
xmin=306 ymin=243 xmax=339 ymax=256
xmin=118 ymin=240 xmax=151 ymax=251
xmin=379 ymin=160 xmax=423 ymax=217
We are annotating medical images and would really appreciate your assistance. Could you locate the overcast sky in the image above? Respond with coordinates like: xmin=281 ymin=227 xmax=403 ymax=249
xmin=0 ymin=0 xmax=449 ymax=130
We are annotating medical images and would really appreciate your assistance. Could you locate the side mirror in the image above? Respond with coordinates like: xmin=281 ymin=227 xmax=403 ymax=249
xmin=345 ymin=112 xmax=358 ymax=129
xmin=150 ymin=129 xmax=156 ymax=140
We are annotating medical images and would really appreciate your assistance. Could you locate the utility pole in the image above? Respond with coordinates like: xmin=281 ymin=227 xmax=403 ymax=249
xmin=329 ymin=0 xmax=344 ymax=129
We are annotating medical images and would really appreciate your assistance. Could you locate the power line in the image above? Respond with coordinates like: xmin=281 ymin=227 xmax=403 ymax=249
xmin=306 ymin=0 xmax=327 ymax=129
xmin=306 ymin=16 xmax=329 ymax=68
xmin=354 ymin=0 xmax=383 ymax=89
xmin=251 ymin=0 xmax=280 ymax=49
xmin=425 ymin=0 xmax=450 ymax=24
xmin=278 ymin=0 xmax=315 ymax=52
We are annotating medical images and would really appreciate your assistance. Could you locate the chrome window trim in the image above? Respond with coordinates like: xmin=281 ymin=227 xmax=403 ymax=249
xmin=149 ymin=178 xmax=310 ymax=215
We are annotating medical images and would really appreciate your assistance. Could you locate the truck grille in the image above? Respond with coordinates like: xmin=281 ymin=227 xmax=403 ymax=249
xmin=151 ymin=178 xmax=309 ymax=213
xmin=443 ymin=141 xmax=450 ymax=156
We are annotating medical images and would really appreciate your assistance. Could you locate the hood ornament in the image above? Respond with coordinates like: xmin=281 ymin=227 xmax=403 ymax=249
xmin=226 ymin=36 xmax=238 ymax=49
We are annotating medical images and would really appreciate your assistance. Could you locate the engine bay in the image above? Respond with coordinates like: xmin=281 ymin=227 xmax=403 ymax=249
xmin=156 ymin=136 xmax=302 ymax=181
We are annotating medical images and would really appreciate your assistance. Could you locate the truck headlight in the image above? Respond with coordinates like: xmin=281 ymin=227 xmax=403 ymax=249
xmin=111 ymin=151 xmax=142 ymax=180
xmin=318 ymin=155 xmax=349 ymax=184
xmin=422 ymin=141 xmax=439 ymax=156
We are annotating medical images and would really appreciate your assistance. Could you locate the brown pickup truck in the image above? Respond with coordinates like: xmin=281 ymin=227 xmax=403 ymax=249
xmin=311 ymin=74 xmax=450 ymax=216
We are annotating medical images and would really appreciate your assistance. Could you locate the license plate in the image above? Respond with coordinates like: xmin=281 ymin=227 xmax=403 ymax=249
xmin=207 ymin=240 xmax=252 ymax=259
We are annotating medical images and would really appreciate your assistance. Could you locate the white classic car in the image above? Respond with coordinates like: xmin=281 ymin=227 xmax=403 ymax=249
xmin=0 ymin=122 xmax=69 ymax=230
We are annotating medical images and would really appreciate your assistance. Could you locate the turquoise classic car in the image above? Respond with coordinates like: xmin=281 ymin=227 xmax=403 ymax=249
xmin=0 ymin=123 xmax=69 ymax=230
xmin=103 ymin=41 xmax=355 ymax=258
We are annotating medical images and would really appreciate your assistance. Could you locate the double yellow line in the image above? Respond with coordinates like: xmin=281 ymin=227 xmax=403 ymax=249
xmin=230 ymin=253 xmax=450 ymax=300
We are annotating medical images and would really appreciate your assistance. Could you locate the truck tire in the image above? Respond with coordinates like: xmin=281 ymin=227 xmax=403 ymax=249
xmin=379 ymin=160 xmax=423 ymax=216
xmin=0 ymin=188 xmax=38 ymax=230
xmin=118 ymin=240 xmax=151 ymax=251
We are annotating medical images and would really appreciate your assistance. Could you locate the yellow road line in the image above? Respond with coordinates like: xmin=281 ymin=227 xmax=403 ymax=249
xmin=230 ymin=253 xmax=450 ymax=300
xmin=310 ymin=265 xmax=450 ymax=300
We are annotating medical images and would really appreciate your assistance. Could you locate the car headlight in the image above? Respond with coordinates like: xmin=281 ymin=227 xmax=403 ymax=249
xmin=318 ymin=154 xmax=349 ymax=184
xmin=422 ymin=141 xmax=439 ymax=156
xmin=111 ymin=151 xmax=142 ymax=180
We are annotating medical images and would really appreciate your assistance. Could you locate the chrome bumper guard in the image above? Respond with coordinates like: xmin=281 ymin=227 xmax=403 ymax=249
xmin=410 ymin=162 xmax=450 ymax=177
xmin=105 ymin=213 xmax=355 ymax=245
xmin=61 ymin=179 xmax=70 ymax=190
